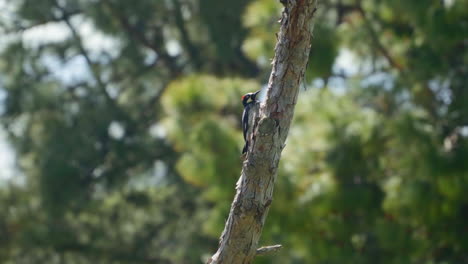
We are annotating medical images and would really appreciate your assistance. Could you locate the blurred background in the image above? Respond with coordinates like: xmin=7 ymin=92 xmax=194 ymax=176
xmin=0 ymin=0 xmax=467 ymax=263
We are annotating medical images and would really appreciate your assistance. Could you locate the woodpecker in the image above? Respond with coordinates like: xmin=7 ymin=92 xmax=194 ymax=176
xmin=241 ymin=90 xmax=260 ymax=154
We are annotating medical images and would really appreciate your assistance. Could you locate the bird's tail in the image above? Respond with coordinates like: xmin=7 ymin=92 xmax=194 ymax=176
xmin=242 ymin=141 xmax=249 ymax=154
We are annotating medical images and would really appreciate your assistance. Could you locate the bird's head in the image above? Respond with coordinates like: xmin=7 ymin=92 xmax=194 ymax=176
xmin=242 ymin=91 xmax=260 ymax=106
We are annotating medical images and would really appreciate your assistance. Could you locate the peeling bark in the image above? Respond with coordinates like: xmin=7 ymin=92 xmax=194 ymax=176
xmin=208 ymin=1 xmax=318 ymax=263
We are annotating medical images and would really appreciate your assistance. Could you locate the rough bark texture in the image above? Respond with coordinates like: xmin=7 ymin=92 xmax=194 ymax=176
xmin=208 ymin=1 xmax=318 ymax=263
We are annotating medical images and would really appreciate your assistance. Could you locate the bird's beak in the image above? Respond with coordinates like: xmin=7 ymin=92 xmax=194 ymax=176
xmin=252 ymin=90 xmax=260 ymax=100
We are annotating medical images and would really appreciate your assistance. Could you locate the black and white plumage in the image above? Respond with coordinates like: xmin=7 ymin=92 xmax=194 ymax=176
xmin=241 ymin=91 xmax=260 ymax=154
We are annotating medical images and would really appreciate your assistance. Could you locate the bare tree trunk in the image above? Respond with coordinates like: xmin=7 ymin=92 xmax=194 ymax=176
xmin=207 ymin=0 xmax=318 ymax=263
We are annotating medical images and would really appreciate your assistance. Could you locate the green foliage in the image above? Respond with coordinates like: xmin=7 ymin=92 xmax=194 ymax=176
xmin=0 ymin=0 xmax=467 ymax=263
xmin=243 ymin=0 xmax=281 ymax=67
xmin=307 ymin=24 xmax=339 ymax=80
xmin=199 ymin=0 xmax=250 ymax=61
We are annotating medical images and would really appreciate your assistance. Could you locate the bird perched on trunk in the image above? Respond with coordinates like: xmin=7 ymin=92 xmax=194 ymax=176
xmin=241 ymin=90 xmax=260 ymax=154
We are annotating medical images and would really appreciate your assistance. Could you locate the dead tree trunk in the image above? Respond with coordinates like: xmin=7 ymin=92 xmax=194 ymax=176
xmin=208 ymin=0 xmax=318 ymax=263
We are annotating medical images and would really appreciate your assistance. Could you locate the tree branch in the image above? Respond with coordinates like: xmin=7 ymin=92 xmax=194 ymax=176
xmin=55 ymin=4 xmax=114 ymax=105
xmin=256 ymin=244 xmax=283 ymax=255
xmin=172 ymin=0 xmax=202 ymax=69
xmin=0 ymin=9 xmax=82 ymax=35
xmin=102 ymin=2 xmax=181 ymax=77
xmin=208 ymin=0 xmax=318 ymax=263
xmin=355 ymin=4 xmax=404 ymax=71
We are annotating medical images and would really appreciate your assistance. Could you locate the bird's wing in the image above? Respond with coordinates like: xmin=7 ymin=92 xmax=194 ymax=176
xmin=242 ymin=106 xmax=250 ymax=141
